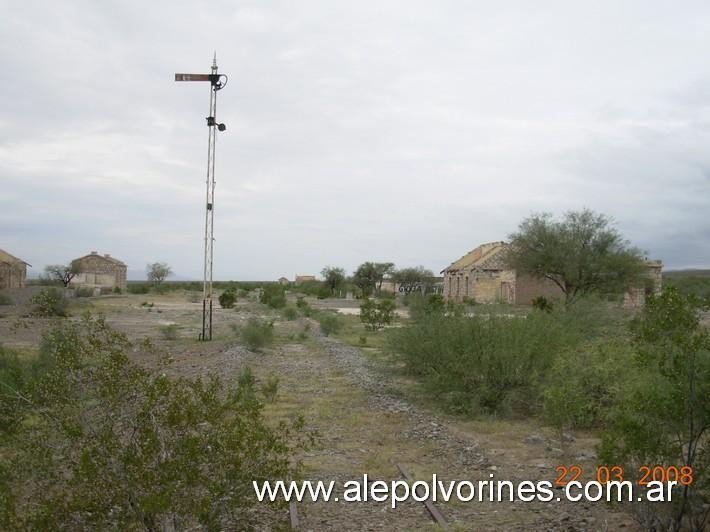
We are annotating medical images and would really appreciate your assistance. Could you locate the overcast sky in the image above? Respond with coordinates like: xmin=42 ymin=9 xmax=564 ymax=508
xmin=1 ymin=1 xmax=709 ymax=280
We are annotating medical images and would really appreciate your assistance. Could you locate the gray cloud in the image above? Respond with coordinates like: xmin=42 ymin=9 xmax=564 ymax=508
xmin=1 ymin=0 xmax=709 ymax=279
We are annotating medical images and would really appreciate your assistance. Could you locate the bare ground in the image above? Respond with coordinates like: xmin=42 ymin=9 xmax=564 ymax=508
xmin=0 ymin=292 xmax=642 ymax=531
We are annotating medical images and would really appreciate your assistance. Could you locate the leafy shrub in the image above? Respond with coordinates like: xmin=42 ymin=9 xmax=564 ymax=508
xmin=30 ymin=288 xmax=68 ymax=317
xmin=0 ymin=292 xmax=12 ymax=306
xmin=390 ymin=311 xmax=578 ymax=414
xmin=219 ymin=288 xmax=237 ymax=309
xmin=261 ymin=374 xmax=279 ymax=403
xmin=297 ymin=323 xmax=311 ymax=340
xmin=543 ymin=339 xmax=632 ymax=430
xmin=127 ymin=283 xmax=150 ymax=294
xmin=360 ymin=298 xmax=397 ymax=330
xmin=281 ymin=306 xmax=298 ymax=320
xmin=260 ymin=284 xmax=286 ymax=309
xmin=0 ymin=315 xmax=309 ymax=529
xmin=317 ymin=312 xmax=342 ymax=337
xmin=406 ymin=293 xmax=448 ymax=321
xmin=160 ymin=324 xmax=179 ymax=340
xmin=359 ymin=335 xmax=367 ymax=346
xmin=112 ymin=286 xmax=122 ymax=294
xmin=531 ymin=296 xmax=553 ymax=313
xmin=599 ymin=288 xmax=710 ymax=530
xmin=316 ymin=284 xmax=331 ymax=299
xmin=239 ymin=318 xmax=275 ymax=351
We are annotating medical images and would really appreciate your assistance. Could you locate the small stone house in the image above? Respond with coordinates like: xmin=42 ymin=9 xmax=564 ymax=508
xmin=70 ymin=251 xmax=127 ymax=291
xmin=278 ymin=277 xmax=290 ymax=285
xmin=0 ymin=249 xmax=31 ymax=289
xmin=623 ymin=260 xmax=663 ymax=307
xmin=295 ymin=275 xmax=316 ymax=284
xmin=442 ymin=242 xmax=563 ymax=304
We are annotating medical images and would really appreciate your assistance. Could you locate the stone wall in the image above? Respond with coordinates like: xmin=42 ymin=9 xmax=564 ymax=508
xmin=514 ymin=274 xmax=564 ymax=305
xmin=0 ymin=262 xmax=26 ymax=289
xmin=71 ymin=253 xmax=127 ymax=290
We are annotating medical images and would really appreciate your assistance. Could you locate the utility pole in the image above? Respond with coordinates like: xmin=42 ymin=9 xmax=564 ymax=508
xmin=175 ymin=54 xmax=228 ymax=341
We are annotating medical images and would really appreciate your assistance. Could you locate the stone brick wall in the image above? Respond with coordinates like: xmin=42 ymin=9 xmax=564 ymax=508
xmin=71 ymin=252 xmax=127 ymax=290
xmin=514 ymin=274 xmax=564 ymax=305
xmin=0 ymin=262 xmax=26 ymax=289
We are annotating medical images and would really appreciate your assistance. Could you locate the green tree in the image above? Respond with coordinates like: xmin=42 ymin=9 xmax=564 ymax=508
xmin=392 ymin=266 xmax=434 ymax=293
xmin=146 ymin=262 xmax=172 ymax=289
xmin=0 ymin=315 xmax=309 ymax=530
xmin=360 ymin=298 xmax=397 ymax=330
xmin=352 ymin=262 xmax=378 ymax=297
xmin=44 ymin=261 xmax=80 ymax=287
xmin=373 ymin=262 xmax=395 ymax=292
xmin=320 ymin=266 xmax=345 ymax=295
xmin=505 ymin=209 xmax=645 ymax=304
xmin=600 ymin=287 xmax=710 ymax=530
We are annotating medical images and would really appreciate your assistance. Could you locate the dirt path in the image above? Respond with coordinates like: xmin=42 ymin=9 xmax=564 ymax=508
xmin=225 ymin=316 xmax=639 ymax=531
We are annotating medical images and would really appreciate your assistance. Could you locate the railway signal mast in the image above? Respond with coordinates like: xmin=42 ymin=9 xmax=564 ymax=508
xmin=175 ymin=54 xmax=228 ymax=341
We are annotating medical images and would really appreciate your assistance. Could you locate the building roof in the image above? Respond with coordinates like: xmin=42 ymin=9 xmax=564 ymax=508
xmin=74 ymin=252 xmax=127 ymax=267
xmin=0 ymin=248 xmax=31 ymax=267
xmin=441 ymin=241 xmax=508 ymax=274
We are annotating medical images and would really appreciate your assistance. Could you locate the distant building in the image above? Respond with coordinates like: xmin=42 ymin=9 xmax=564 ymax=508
xmin=0 ymin=249 xmax=31 ymax=289
xmin=70 ymin=251 xmax=127 ymax=291
xmin=442 ymin=242 xmax=563 ymax=304
xmin=278 ymin=277 xmax=290 ymax=285
xmin=295 ymin=275 xmax=316 ymax=284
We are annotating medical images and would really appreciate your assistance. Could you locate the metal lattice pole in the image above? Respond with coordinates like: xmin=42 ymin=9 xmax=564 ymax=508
xmin=175 ymin=55 xmax=227 ymax=341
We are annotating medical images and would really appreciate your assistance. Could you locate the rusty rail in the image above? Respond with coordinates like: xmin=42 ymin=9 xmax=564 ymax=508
xmin=397 ymin=464 xmax=448 ymax=530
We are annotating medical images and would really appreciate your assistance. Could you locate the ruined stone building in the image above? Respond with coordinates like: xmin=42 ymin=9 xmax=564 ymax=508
xmin=442 ymin=242 xmax=563 ymax=304
xmin=0 ymin=249 xmax=31 ymax=289
xmin=443 ymin=242 xmax=663 ymax=306
xmin=69 ymin=251 xmax=127 ymax=291
xmin=295 ymin=275 xmax=316 ymax=284
xmin=623 ymin=260 xmax=663 ymax=307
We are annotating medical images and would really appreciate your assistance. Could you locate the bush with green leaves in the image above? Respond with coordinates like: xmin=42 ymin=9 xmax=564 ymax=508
xmin=261 ymin=374 xmax=280 ymax=403
xmin=543 ymin=338 xmax=632 ymax=431
xmin=0 ymin=315 xmax=309 ymax=530
xmin=390 ymin=310 xmax=579 ymax=414
xmin=281 ymin=305 xmax=298 ymax=320
xmin=599 ymin=287 xmax=710 ymax=530
xmin=218 ymin=287 xmax=237 ymax=309
xmin=30 ymin=287 xmax=68 ymax=317
xmin=238 ymin=318 xmax=275 ymax=351
xmin=127 ymin=283 xmax=150 ymax=294
xmin=317 ymin=312 xmax=342 ymax=337
xmin=260 ymin=284 xmax=286 ymax=309
xmin=360 ymin=298 xmax=397 ymax=330
xmin=405 ymin=293 xmax=447 ymax=321
xmin=0 ymin=292 xmax=12 ymax=306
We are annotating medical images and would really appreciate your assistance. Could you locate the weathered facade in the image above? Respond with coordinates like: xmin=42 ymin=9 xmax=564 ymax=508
xmin=442 ymin=242 xmax=563 ymax=304
xmin=295 ymin=275 xmax=316 ymax=284
xmin=0 ymin=249 xmax=31 ymax=289
xmin=70 ymin=251 xmax=127 ymax=291
xmin=623 ymin=260 xmax=663 ymax=307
